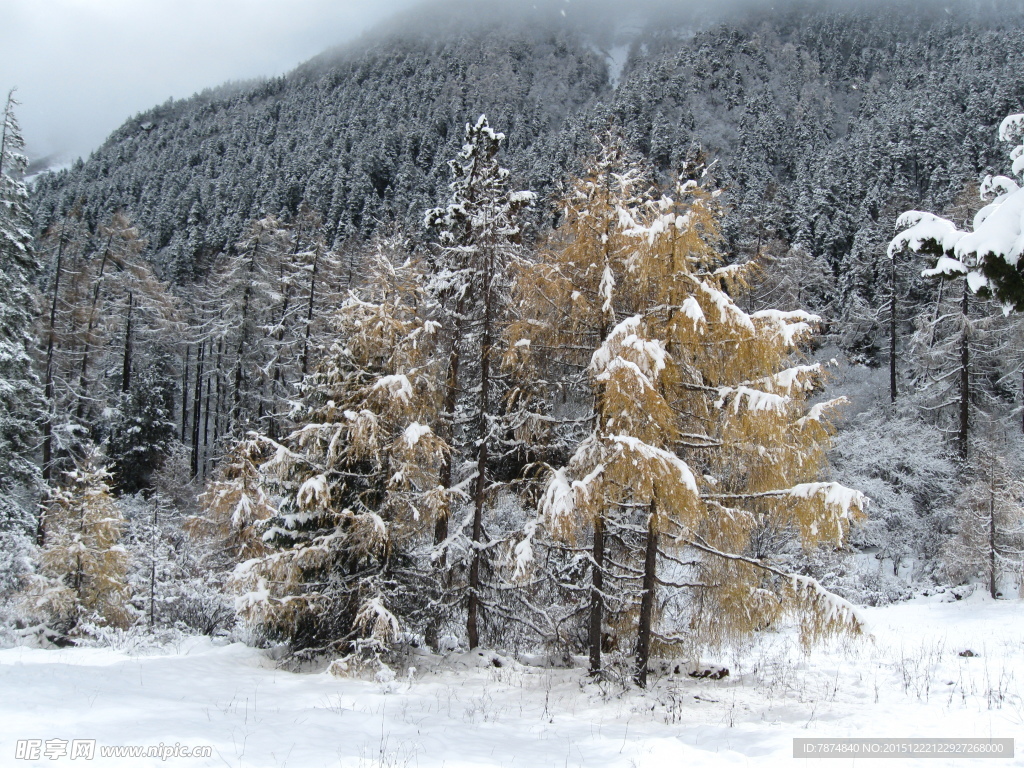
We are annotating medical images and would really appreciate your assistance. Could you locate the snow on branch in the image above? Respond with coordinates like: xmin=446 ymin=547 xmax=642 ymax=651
xmin=610 ymin=434 xmax=698 ymax=496
xmin=589 ymin=315 xmax=667 ymax=382
xmin=796 ymin=396 xmax=848 ymax=427
xmin=888 ymin=211 xmax=964 ymax=258
xmin=891 ymin=114 xmax=1024 ymax=306
xmin=715 ymin=385 xmax=790 ymax=414
xmin=680 ymin=296 xmax=706 ymax=332
xmin=750 ymin=309 xmax=819 ymax=347
xmin=685 ymin=536 xmax=865 ymax=636
xmin=373 ymin=374 xmax=413 ymax=404
xmin=998 ymin=113 xmax=1024 ymax=144
xmin=354 ymin=596 xmax=401 ymax=648
xmin=402 ymin=421 xmax=433 ymax=448
xmin=698 ymin=282 xmax=755 ymax=331
xmin=788 ymin=482 xmax=867 ymax=519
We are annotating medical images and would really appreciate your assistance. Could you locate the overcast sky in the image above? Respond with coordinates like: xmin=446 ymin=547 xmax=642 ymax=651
xmin=0 ymin=0 xmax=423 ymax=165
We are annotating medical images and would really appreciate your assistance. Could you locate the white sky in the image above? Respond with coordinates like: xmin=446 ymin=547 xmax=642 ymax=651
xmin=0 ymin=0 xmax=422 ymax=164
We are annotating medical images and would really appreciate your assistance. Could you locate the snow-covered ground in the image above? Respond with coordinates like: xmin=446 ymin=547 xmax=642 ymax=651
xmin=1 ymin=591 xmax=1022 ymax=768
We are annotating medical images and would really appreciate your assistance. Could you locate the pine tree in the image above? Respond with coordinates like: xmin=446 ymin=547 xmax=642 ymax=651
xmin=890 ymin=112 xmax=1024 ymax=310
xmin=425 ymin=115 xmax=534 ymax=649
xmin=228 ymin=244 xmax=448 ymax=657
xmin=108 ymin=353 xmax=178 ymax=495
xmin=0 ymin=90 xmax=43 ymax=562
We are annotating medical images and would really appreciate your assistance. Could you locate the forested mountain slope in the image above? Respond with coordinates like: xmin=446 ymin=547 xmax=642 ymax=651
xmin=29 ymin=0 xmax=1024 ymax=311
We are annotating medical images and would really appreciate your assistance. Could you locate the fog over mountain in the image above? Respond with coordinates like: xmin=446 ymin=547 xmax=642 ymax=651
xmin=1 ymin=0 xmax=422 ymax=164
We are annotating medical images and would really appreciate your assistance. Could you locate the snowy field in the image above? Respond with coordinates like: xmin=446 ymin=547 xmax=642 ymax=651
xmin=1 ymin=591 xmax=1022 ymax=768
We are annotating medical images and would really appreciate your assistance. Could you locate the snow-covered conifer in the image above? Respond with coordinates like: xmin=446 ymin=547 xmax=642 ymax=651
xmin=29 ymin=458 xmax=132 ymax=633
xmin=506 ymin=135 xmax=651 ymax=672
xmin=228 ymin=242 xmax=447 ymax=657
xmin=425 ymin=116 xmax=533 ymax=649
xmin=514 ymin=156 xmax=866 ymax=685
xmin=0 ymin=90 xmax=43 ymax=566
xmin=890 ymin=112 xmax=1024 ymax=311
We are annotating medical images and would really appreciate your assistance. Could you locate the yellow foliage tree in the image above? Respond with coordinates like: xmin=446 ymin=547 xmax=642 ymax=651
xmin=31 ymin=459 xmax=132 ymax=632
xmin=510 ymin=143 xmax=867 ymax=685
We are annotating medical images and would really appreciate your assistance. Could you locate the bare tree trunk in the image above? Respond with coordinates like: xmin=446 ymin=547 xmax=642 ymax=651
xmin=635 ymin=500 xmax=658 ymax=688
xmin=121 ymin=292 xmax=133 ymax=393
xmin=300 ymin=244 xmax=320 ymax=376
xmin=181 ymin=345 xmax=190 ymax=442
xmin=203 ymin=345 xmax=214 ymax=473
xmin=890 ymin=257 xmax=898 ymax=404
xmin=989 ymin=475 xmax=997 ymax=599
xmin=75 ymin=237 xmax=113 ymax=421
xmin=959 ymin=289 xmax=970 ymax=461
xmin=467 ymin=284 xmax=491 ymax=650
xmin=213 ymin=339 xmax=224 ymax=451
xmin=589 ymin=514 xmax=605 ymax=674
xmin=149 ymin=503 xmax=158 ymax=627
xmin=433 ymin=304 xmax=465 ymax=560
xmin=190 ymin=342 xmax=205 ymax=479
xmin=41 ymin=222 xmax=68 ymax=490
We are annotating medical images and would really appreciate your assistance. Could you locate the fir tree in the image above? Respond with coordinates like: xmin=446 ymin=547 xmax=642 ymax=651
xmin=0 ymin=90 xmax=42 ymax=582
xmin=425 ymin=115 xmax=534 ymax=649
xmin=228 ymin=244 xmax=448 ymax=657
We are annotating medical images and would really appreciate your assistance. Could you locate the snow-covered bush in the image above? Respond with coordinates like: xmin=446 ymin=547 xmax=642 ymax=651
xmin=122 ymin=493 xmax=234 ymax=635
xmin=830 ymin=408 xmax=957 ymax=580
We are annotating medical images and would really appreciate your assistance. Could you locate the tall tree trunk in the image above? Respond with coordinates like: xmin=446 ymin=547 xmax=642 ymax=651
xmin=635 ymin=500 xmax=658 ymax=688
xmin=589 ymin=514 xmax=605 ymax=674
xmin=121 ymin=292 xmax=133 ymax=393
xmin=75 ymin=236 xmax=113 ymax=421
xmin=989 ymin=475 xmax=997 ymax=600
xmin=41 ymin=222 xmax=68 ymax=490
xmin=467 ymin=283 xmax=491 ymax=651
xmin=190 ymin=342 xmax=205 ymax=478
xmin=149 ymin=503 xmax=158 ymax=627
xmin=300 ymin=244 xmax=320 ymax=376
xmin=958 ymin=289 xmax=970 ymax=461
xmin=890 ymin=257 xmax=898 ymax=404
xmin=203 ymin=344 xmax=214 ymax=470
xmin=213 ymin=340 xmax=224 ymax=450
xmin=433 ymin=303 xmax=466 ymax=560
xmin=181 ymin=344 xmax=190 ymax=442
xmin=232 ymin=252 xmax=256 ymax=431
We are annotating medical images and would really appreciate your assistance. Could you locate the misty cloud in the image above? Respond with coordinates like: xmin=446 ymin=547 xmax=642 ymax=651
xmin=1 ymin=0 xmax=422 ymax=162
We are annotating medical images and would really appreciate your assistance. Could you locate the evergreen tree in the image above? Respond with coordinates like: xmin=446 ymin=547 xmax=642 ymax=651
xmin=425 ymin=115 xmax=534 ymax=649
xmin=890 ymin=113 xmax=1024 ymax=311
xmin=229 ymin=245 xmax=448 ymax=657
xmin=108 ymin=353 xmax=178 ymax=495
xmin=0 ymin=90 xmax=42 ymax=586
